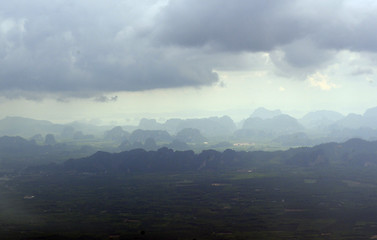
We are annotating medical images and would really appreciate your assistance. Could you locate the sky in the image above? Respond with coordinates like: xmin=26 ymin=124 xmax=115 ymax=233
xmin=1 ymin=0 xmax=377 ymax=125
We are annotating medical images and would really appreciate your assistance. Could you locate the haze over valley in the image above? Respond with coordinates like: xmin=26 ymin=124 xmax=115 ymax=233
xmin=2 ymin=1 xmax=377 ymax=239
xmin=3 ymin=105 xmax=377 ymax=150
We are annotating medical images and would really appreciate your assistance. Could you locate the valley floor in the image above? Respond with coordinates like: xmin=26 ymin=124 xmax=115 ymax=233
xmin=1 ymin=164 xmax=377 ymax=239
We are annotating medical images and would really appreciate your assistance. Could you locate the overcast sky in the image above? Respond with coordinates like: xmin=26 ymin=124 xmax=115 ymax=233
xmin=1 ymin=0 xmax=377 ymax=124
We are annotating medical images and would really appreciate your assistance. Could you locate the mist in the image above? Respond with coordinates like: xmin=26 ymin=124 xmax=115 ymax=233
xmin=2 ymin=1 xmax=377 ymax=239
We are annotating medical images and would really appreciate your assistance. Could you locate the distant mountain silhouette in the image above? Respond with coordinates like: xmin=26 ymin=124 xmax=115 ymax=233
xmin=0 ymin=117 xmax=63 ymax=137
xmin=166 ymin=139 xmax=191 ymax=151
xmin=0 ymin=117 xmax=108 ymax=140
xmin=242 ymin=114 xmax=304 ymax=135
xmin=175 ymin=128 xmax=207 ymax=143
xmin=138 ymin=118 xmax=163 ymax=130
xmin=139 ymin=116 xmax=236 ymax=137
xmin=104 ymin=126 xmax=130 ymax=142
xmin=129 ymin=129 xmax=172 ymax=143
xmin=176 ymin=116 xmax=236 ymax=137
xmin=44 ymin=134 xmax=57 ymax=145
xmin=272 ymin=132 xmax=313 ymax=147
xmin=0 ymin=136 xmax=96 ymax=169
xmin=300 ymin=110 xmax=344 ymax=128
xmin=363 ymin=106 xmax=377 ymax=125
xmin=58 ymin=138 xmax=377 ymax=174
xmin=249 ymin=107 xmax=282 ymax=119
xmin=333 ymin=113 xmax=364 ymax=129
xmin=6 ymin=106 xmax=377 ymax=150
xmin=0 ymin=136 xmax=39 ymax=152
xmin=333 ymin=106 xmax=377 ymax=129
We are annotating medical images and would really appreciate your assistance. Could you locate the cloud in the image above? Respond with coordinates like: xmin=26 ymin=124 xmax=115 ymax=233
xmin=0 ymin=0 xmax=217 ymax=98
xmin=154 ymin=0 xmax=302 ymax=52
xmin=94 ymin=95 xmax=118 ymax=103
xmin=351 ymin=68 xmax=374 ymax=76
xmin=154 ymin=0 xmax=377 ymax=78
xmin=308 ymin=72 xmax=337 ymax=91
xmin=155 ymin=0 xmax=377 ymax=53
xmin=1 ymin=0 xmax=377 ymax=98
xmin=276 ymin=39 xmax=335 ymax=69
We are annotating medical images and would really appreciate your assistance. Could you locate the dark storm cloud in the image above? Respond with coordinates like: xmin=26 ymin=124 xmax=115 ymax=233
xmin=0 ymin=0 xmax=376 ymax=98
xmin=0 ymin=0 xmax=217 ymax=97
xmin=154 ymin=0 xmax=303 ymax=52
xmin=154 ymin=0 xmax=377 ymax=67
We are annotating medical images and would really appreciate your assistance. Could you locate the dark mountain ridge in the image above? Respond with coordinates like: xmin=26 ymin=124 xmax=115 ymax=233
xmin=0 ymin=136 xmax=96 ymax=169
xmin=59 ymin=138 xmax=377 ymax=174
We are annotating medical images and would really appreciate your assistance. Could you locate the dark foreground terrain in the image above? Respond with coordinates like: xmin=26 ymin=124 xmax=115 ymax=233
xmin=2 ymin=138 xmax=377 ymax=239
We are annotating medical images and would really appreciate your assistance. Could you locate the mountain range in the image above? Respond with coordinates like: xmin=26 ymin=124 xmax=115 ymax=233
xmin=26 ymin=138 xmax=377 ymax=175
xmin=2 ymin=106 xmax=377 ymax=152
